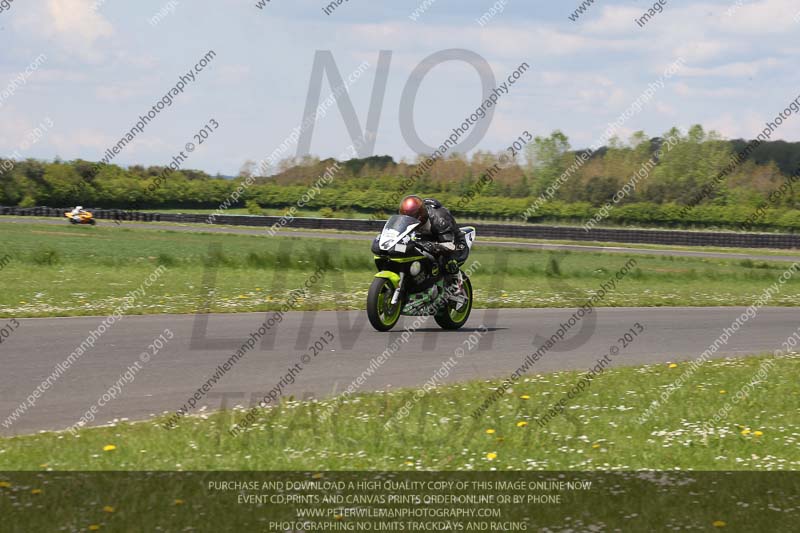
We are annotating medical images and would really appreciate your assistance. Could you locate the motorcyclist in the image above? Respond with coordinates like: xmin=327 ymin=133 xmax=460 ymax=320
xmin=70 ymin=206 xmax=86 ymax=218
xmin=398 ymin=195 xmax=469 ymax=289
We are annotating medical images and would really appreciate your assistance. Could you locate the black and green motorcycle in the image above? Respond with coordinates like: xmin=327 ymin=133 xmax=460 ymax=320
xmin=367 ymin=214 xmax=476 ymax=331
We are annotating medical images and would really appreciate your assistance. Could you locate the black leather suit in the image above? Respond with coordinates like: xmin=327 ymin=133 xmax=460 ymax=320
xmin=419 ymin=198 xmax=469 ymax=266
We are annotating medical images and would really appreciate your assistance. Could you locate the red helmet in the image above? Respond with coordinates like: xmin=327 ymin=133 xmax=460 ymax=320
xmin=399 ymin=195 xmax=428 ymax=224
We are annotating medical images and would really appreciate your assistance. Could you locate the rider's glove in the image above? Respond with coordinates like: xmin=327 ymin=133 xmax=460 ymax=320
xmin=417 ymin=241 xmax=438 ymax=254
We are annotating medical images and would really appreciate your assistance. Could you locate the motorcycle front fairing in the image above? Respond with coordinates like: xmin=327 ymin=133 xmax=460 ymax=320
xmin=371 ymin=215 xmax=439 ymax=308
xmin=374 ymin=215 xmax=420 ymax=254
xmin=372 ymin=215 xmax=428 ymax=271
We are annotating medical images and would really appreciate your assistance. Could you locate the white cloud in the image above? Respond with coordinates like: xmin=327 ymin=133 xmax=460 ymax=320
xmin=673 ymin=82 xmax=745 ymax=98
xmin=113 ymin=51 xmax=160 ymax=70
xmin=655 ymin=101 xmax=676 ymax=116
xmin=0 ymin=110 xmax=38 ymax=151
xmin=95 ymin=85 xmax=146 ymax=103
xmin=719 ymin=0 xmax=799 ymax=34
xmin=50 ymin=129 xmax=168 ymax=161
xmin=14 ymin=0 xmax=114 ymax=61
xmin=346 ymin=22 xmax=638 ymax=61
xmin=583 ymin=6 xmax=643 ymax=34
xmin=704 ymin=111 xmax=766 ymax=139
xmin=574 ymin=1 xmax=795 ymax=73
xmin=30 ymin=69 xmax=91 ymax=84
xmin=679 ymin=58 xmax=781 ymax=77
xmin=51 ymin=129 xmax=110 ymax=153
xmin=539 ymin=71 xmax=614 ymax=88
xmin=480 ymin=26 xmax=636 ymax=57
xmin=673 ymin=40 xmax=731 ymax=63
xmin=216 ymin=65 xmax=253 ymax=85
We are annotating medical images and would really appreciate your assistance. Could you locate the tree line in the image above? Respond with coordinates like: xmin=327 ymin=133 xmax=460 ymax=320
xmin=1 ymin=125 xmax=799 ymax=231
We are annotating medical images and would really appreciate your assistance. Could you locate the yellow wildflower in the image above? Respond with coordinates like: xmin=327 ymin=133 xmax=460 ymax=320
xmin=486 ymin=452 xmax=497 ymax=460
xmin=516 ymin=421 xmax=528 ymax=428
xmin=102 ymin=444 xmax=116 ymax=452
xmin=485 ymin=429 xmax=496 ymax=434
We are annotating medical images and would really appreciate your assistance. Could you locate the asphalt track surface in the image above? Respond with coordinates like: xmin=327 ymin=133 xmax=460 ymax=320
xmin=2 ymin=216 xmax=800 ymax=263
xmin=1 ymin=307 xmax=796 ymax=436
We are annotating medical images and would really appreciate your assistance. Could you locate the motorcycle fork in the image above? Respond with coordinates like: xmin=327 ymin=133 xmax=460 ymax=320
xmin=390 ymin=272 xmax=406 ymax=305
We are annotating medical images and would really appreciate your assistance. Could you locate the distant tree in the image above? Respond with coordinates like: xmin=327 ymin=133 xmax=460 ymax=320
xmin=239 ymin=160 xmax=257 ymax=179
xmin=343 ymin=155 xmax=395 ymax=175
xmin=72 ymin=159 xmax=98 ymax=181
xmin=42 ymin=164 xmax=84 ymax=206
xmin=246 ymin=199 xmax=262 ymax=214
xmin=525 ymin=131 xmax=570 ymax=194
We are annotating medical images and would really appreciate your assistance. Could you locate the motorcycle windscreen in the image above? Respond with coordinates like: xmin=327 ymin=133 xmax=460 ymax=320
xmin=378 ymin=215 xmax=420 ymax=251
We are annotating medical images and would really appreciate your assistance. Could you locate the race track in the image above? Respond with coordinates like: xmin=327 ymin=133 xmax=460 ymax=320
xmin=1 ymin=307 xmax=795 ymax=435
xmin=2 ymin=216 xmax=800 ymax=263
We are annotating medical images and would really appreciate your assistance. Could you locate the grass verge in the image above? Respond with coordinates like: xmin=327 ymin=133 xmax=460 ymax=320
xmin=1 ymin=353 xmax=798 ymax=470
xmin=1 ymin=223 xmax=800 ymax=317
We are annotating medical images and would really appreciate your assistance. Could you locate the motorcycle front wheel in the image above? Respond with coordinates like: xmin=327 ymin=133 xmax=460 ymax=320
xmin=434 ymin=275 xmax=473 ymax=330
xmin=367 ymin=277 xmax=402 ymax=331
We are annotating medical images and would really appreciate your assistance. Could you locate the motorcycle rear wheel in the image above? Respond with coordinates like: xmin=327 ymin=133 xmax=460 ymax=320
xmin=367 ymin=277 xmax=402 ymax=331
xmin=434 ymin=275 xmax=473 ymax=330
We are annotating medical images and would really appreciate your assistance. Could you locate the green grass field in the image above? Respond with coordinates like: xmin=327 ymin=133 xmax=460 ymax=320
xmin=1 ymin=353 xmax=797 ymax=471
xmin=2 ymin=349 xmax=798 ymax=529
xmin=1 ymin=222 xmax=799 ymax=318
xmin=2 ymin=223 xmax=798 ymax=529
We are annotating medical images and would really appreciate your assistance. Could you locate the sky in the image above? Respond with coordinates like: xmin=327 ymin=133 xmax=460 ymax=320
xmin=0 ymin=0 xmax=799 ymax=176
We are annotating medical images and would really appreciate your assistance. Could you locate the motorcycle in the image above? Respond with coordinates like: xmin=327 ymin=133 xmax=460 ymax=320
xmin=367 ymin=214 xmax=476 ymax=331
xmin=65 ymin=211 xmax=96 ymax=225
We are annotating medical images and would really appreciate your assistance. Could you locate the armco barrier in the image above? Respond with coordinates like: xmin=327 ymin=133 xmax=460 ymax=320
xmin=2 ymin=206 xmax=800 ymax=250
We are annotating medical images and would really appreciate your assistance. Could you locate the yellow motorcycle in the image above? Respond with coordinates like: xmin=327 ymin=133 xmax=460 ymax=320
xmin=65 ymin=210 xmax=96 ymax=225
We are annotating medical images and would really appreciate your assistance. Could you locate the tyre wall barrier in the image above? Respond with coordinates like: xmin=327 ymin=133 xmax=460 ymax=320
xmin=2 ymin=206 xmax=799 ymax=250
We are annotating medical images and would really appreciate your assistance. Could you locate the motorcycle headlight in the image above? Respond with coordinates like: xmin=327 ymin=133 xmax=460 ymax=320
xmin=410 ymin=261 xmax=421 ymax=276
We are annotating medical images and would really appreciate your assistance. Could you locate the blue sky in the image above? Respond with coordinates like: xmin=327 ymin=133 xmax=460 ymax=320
xmin=0 ymin=0 xmax=798 ymax=175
